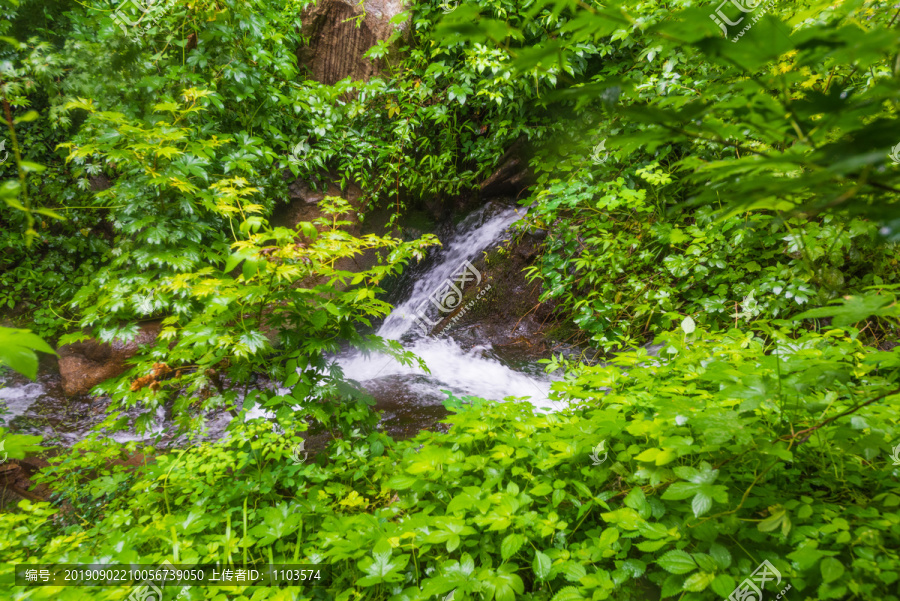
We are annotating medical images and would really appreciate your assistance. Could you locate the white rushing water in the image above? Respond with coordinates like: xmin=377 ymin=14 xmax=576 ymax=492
xmin=0 ymin=382 xmax=43 ymax=422
xmin=337 ymin=203 xmax=562 ymax=411
xmin=378 ymin=205 xmax=523 ymax=339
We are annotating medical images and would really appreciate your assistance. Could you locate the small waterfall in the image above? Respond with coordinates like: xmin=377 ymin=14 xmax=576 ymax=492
xmin=0 ymin=202 xmax=561 ymax=447
xmin=378 ymin=205 xmax=522 ymax=340
xmin=337 ymin=202 xmax=560 ymax=411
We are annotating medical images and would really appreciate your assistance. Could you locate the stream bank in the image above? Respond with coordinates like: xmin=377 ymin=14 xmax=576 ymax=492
xmin=1 ymin=189 xmax=578 ymax=507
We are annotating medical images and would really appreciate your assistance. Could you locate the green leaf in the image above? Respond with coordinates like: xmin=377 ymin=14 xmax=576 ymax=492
xmin=0 ymin=431 xmax=45 ymax=460
xmin=692 ymin=492 xmax=713 ymax=517
xmin=661 ymin=482 xmax=699 ymax=501
xmin=657 ymin=550 xmax=697 ymax=575
xmin=0 ymin=327 xmax=56 ymax=380
xmin=794 ymin=293 xmax=899 ymax=326
xmin=787 ymin=546 xmax=825 ymax=571
xmin=710 ymin=574 xmax=736 ymax=597
xmin=758 ymin=507 xmax=789 ymax=533
xmin=14 ymin=110 xmax=39 ymax=123
xmin=20 ymin=161 xmax=46 ymax=173
xmin=683 ymin=571 xmax=715 ymax=592
xmin=387 ymin=475 xmax=419 ymax=490
xmin=681 ymin=316 xmax=695 ymax=334
xmin=501 ymin=533 xmax=526 ymax=561
xmin=533 ymin=550 xmax=552 ymax=580
xmin=624 ymin=487 xmax=651 ymax=518
xmin=357 ymin=551 xmax=410 ymax=586
xmin=820 ymin=557 xmax=845 ymax=584
xmin=33 ymin=207 xmax=66 ymax=220
xmin=708 ymin=544 xmax=731 ymax=569
xmin=636 ymin=540 xmax=668 ymax=552
xmin=551 ymin=586 xmax=586 ymax=601
xmin=300 ymin=221 xmax=319 ymax=240
xmin=692 ymin=553 xmax=718 ymax=573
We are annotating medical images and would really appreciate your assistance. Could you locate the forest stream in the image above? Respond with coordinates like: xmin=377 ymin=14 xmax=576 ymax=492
xmin=0 ymin=201 xmax=558 ymax=448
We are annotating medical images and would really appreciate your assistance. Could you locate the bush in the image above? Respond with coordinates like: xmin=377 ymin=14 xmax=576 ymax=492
xmin=4 ymin=321 xmax=898 ymax=600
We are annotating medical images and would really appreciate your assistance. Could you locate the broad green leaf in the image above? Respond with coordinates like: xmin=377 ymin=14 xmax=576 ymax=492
xmin=683 ymin=571 xmax=715 ymax=592
xmin=820 ymin=557 xmax=845 ymax=584
xmin=533 ymin=550 xmax=552 ymax=580
xmin=657 ymin=550 xmax=697 ymax=575
xmin=501 ymin=533 xmax=526 ymax=561
xmin=0 ymin=327 xmax=56 ymax=380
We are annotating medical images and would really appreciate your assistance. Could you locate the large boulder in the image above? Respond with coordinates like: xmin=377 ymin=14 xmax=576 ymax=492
xmin=298 ymin=0 xmax=409 ymax=84
xmin=58 ymin=322 xmax=161 ymax=397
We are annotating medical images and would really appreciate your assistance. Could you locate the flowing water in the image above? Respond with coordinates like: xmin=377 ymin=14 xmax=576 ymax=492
xmin=337 ymin=202 xmax=560 ymax=414
xmin=0 ymin=201 xmax=561 ymax=446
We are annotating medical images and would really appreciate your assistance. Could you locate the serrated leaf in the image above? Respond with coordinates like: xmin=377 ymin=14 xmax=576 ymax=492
xmin=710 ymin=574 xmax=736 ymax=597
xmin=692 ymin=492 xmax=713 ymax=517
xmin=683 ymin=571 xmax=715 ymax=592
xmin=501 ymin=533 xmax=525 ymax=561
xmin=657 ymin=550 xmax=697 ymax=574
xmin=661 ymin=482 xmax=699 ymax=501
xmin=533 ymin=551 xmax=552 ymax=580
xmin=551 ymin=586 xmax=585 ymax=601
xmin=660 ymin=574 xmax=685 ymax=598
xmin=637 ymin=540 xmax=668 ymax=552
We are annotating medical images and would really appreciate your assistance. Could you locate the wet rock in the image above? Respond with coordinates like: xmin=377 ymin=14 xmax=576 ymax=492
xmin=58 ymin=322 xmax=162 ymax=397
xmin=0 ymin=457 xmax=52 ymax=504
xmin=526 ymin=228 xmax=548 ymax=241
xmin=363 ymin=375 xmax=451 ymax=439
xmin=479 ymin=142 xmax=532 ymax=198
xmin=298 ymin=0 xmax=409 ymax=85
xmin=89 ymin=175 xmax=112 ymax=191
xmin=430 ymin=219 xmax=566 ymax=362
xmin=515 ymin=235 xmax=542 ymax=262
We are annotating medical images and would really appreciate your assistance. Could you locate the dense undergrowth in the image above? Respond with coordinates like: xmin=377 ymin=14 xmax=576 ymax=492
xmin=4 ymin=321 xmax=900 ymax=600
xmin=1 ymin=0 xmax=900 ymax=599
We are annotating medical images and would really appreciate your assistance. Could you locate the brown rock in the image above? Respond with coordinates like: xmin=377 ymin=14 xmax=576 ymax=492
xmin=89 ymin=175 xmax=112 ymax=191
xmin=298 ymin=0 xmax=409 ymax=85
xmin=480 ymin=142 xmax=533 ymax=198
xmin=58 ymin=321 xmax=162 ymax=396
xmin=0 ymin=459 xmax=52 ymax=504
